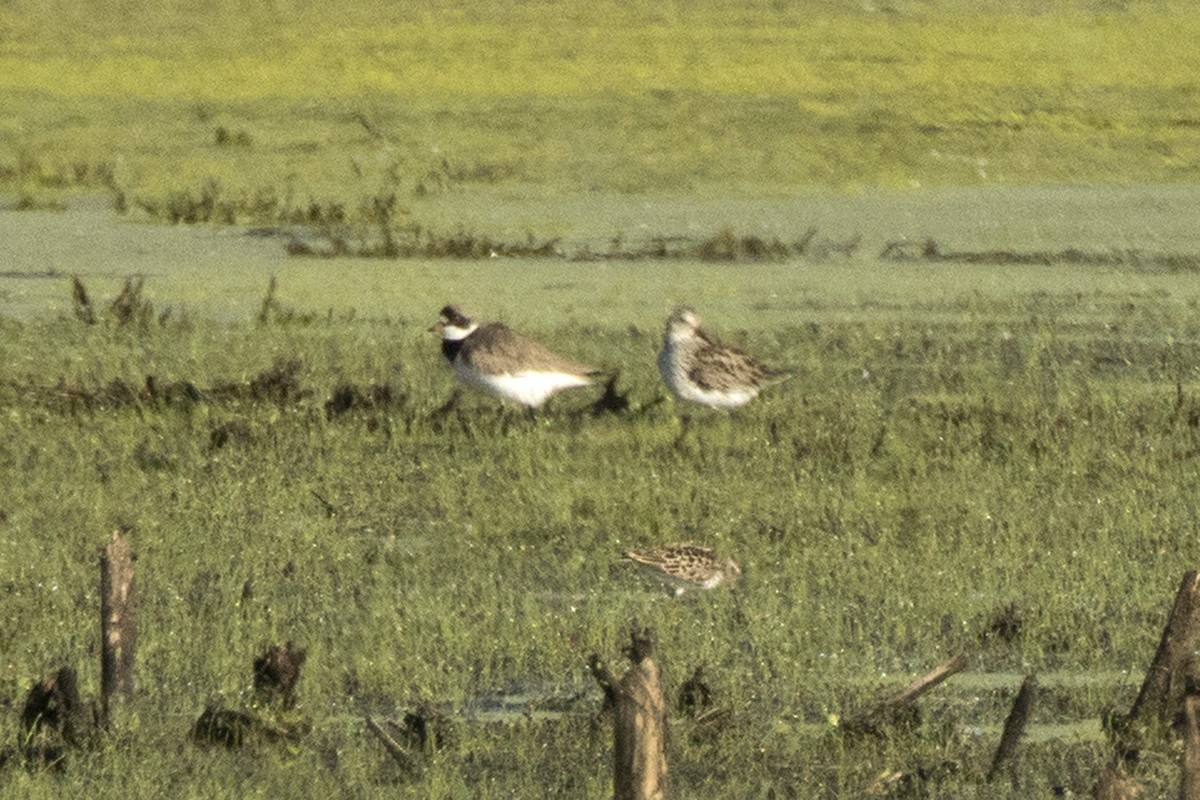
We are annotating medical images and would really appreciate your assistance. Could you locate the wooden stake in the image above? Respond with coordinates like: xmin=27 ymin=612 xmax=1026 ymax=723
xmin=1100 ymin=572 xmax=1200 ymax=792
xmin=99 ymin=529 xmax=136 ymax=725
xmin=1126 ymin=571 xmax=1200 ymax=730
xmin=591 ymin=622 xmax=668 ymax=800
xmin=987 ymin=674 xmax=1037 ymax=782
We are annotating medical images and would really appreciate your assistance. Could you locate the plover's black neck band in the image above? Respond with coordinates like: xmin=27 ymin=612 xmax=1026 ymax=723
xmin=441 ymin=339 xmax=464 ymax=362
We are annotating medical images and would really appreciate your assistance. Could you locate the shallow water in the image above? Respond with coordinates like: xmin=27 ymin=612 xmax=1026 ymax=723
xmin=4 ymin=185 xmax=1200 ymax=323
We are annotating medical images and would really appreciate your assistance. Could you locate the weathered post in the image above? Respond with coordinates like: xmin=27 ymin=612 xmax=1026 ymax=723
xmin=591 ymin=623 xmax=668 ymax=800
xmin=1098 ymin=571 xmax=1200 ymax=796
xmin=99 ymin=528 xmax=136 ymax=726
xmin=1126 ymin=571 xmax=1200 ymax=731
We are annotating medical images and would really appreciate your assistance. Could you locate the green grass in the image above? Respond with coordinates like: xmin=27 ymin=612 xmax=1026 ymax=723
xmin=3 ymin=269 xmax=1200 ymax=796
xmin=4 ymin=0 xmax=1200 ymax=794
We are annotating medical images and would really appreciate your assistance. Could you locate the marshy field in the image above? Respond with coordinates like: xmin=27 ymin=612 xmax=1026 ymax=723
xmin=5 ymin=1 xmax=1200 ymax=797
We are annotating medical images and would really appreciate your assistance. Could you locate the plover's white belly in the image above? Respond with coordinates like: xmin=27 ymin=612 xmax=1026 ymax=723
xmin=454 ymin=362 xmax=589 ymax=408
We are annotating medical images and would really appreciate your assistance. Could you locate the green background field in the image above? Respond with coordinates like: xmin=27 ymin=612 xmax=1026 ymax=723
xmin=4 ymin=0 xmax=1200 ymax=203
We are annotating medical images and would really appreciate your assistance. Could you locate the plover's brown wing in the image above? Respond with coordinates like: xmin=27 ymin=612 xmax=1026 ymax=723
xmin=461 ymin=322 xmax=599 ymax=377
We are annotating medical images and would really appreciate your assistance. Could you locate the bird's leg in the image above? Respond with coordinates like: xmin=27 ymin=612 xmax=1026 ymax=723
xmin=672 ymin=413 xmax=693 ymax=450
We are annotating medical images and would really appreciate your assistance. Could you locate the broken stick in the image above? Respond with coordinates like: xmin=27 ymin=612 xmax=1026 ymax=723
xmin=987 ymin=674 xmax=1037 ymax=782
xmin=842 ymin=654 xmax=969 ymax=736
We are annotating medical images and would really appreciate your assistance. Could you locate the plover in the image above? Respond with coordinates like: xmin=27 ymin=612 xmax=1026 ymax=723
xmin=657 ymin=306 xmax=791 ymax=410
xmin=622 ymin=543 xmax=742 ymax=596
xmin=431 ymin=305 xmax=601 ymax=408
